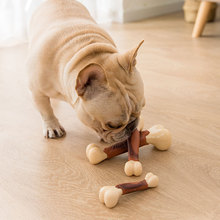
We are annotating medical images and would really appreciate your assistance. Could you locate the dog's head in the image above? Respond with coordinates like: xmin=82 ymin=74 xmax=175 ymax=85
xmin=75 ymin=41 xmax=145 ymax=143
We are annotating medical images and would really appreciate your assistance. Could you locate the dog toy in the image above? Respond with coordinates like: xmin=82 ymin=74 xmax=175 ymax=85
xmin=99 ymin=172 xmax=159 ymax=208
xmin=86 ymin=124 xmax=171 ymax=166
xmin=124 ymin=128 xmax=142 ymax=176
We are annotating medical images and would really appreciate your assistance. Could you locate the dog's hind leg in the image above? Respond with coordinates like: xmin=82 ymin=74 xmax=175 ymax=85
xmin=31 ymin=91 xmax=66 ymax=139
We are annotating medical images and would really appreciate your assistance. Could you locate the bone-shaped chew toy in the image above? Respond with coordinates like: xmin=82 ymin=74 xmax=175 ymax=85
xmin=99 ymin=172 xmax=159 ymax=208
xmin=86 ymin=125 xmax=171 ymax=165
xmin=125 ymin=125 xmax=172 ymax=176
xmin=124 ymin=129 xmax=142 ymax=176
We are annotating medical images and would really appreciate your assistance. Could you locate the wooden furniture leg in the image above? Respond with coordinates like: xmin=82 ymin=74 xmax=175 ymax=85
xmin=192 ymin=1 xmax=212 ymax=38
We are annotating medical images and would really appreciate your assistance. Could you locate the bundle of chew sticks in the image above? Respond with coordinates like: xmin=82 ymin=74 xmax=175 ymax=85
xmin=86 ymin=124 xmax=171 ymax=208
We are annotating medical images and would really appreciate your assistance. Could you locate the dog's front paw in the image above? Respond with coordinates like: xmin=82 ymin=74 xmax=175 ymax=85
xmin=43 ymin=119 xmax=66 ymax=139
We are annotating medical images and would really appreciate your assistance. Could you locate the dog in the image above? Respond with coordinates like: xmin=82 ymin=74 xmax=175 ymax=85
xmin=27 ymin=0 xmax=145 ymax=143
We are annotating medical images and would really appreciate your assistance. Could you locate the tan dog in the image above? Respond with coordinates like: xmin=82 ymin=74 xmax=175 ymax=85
xmin=27 ymin=0 xmax=145 ymax=143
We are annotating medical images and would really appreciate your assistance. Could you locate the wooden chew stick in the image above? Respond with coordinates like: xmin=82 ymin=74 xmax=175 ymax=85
xmin=99 ymin=172 xmax=159 ymax=208
xmin=103 ymin=130 xmax=150 ymax=159
xmin=86 ymin=125 xmax=171 ymax=165
xmin=125 ymin=129 xmax=143 ymax=176
xmin=86 ymin=130 xmax=149 ymax=165
xmin=103 ymin=139 xmax=128 ymax=159
xmin=140 ymin=130 xmax=150 ymax=146
xmin=116 ymin=179 xmax=148 ymax=194
xmin=128 ymin=129 xmax=140 ymax=161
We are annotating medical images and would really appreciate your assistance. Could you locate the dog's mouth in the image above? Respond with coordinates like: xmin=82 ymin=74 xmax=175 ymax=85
xmin=100 ymin=132 xmax=129 ymax=144
xmin=99 ymin=118 xmax=139 ymax=144
xmin=125 ymin=118 xmax=139 ymax=134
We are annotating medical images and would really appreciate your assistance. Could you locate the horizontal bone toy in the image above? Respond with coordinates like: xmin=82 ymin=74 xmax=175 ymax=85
xmin=86 ymin=124 xmax=171 ymax=165
xmin=99 ymin=172 xmax=159 ymax=208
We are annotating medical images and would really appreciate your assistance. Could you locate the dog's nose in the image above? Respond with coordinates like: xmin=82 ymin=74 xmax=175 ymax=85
xmin=125 ymin=118 xmax=138 ymax=133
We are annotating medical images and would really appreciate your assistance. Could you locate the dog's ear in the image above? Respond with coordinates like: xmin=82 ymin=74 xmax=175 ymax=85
xmin=75 ymin=63 xmax=107 ymax=99
xmin=117 ymin=40 xmax=144 ymax=73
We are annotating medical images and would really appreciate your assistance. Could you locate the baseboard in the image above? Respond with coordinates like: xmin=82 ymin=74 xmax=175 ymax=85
xmin=123 ymin=1 xmax=184 ymax=23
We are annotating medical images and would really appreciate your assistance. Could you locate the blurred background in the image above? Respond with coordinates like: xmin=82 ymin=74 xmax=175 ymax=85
xmin=0 ymin=0 xmax=219 ymax=47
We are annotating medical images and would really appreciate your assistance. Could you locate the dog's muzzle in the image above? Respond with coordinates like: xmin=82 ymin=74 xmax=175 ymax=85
xmin=100 ymin=118 xmax=139 ymax=143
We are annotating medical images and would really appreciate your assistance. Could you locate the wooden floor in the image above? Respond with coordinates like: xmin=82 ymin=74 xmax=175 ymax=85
xmin=0 ymin=12 xmax=220 ymax=220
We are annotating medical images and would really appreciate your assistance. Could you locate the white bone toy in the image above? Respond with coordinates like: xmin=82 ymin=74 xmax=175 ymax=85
xmin=86 ymin=124 xmax=171 ymax=165
xmin=99 ymin=172 xmax=159 ymax=208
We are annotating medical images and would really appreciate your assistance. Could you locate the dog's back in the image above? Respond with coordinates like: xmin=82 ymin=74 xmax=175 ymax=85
xmin=28 ymin=0 xmax=116 ymax=68
xmin=29 ymin=0 xmax=94 ymax=41
xmin=27 ymin=0 xmax=115 ymax=96
xmin=29 ymin=0 xmax=114 ymax=49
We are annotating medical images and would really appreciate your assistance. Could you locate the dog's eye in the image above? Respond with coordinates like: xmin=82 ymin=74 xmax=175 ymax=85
xmin=106 ymin=123 xmax=122 ymax=129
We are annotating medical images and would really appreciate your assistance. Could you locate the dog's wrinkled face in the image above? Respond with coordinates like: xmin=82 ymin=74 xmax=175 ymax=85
xmin=75 ymin=42 xmax=145 ymax=143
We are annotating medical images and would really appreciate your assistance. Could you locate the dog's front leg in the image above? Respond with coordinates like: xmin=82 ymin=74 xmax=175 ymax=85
xmin=32 ymin=91 xmax=66 ymax=139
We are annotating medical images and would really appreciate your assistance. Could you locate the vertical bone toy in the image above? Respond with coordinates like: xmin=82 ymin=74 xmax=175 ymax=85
xmin=124 ymin=129 xmax=142 ymax=176
xmin=99 ymin=172 xmax=159 ymax=208
xmin=86 ymin=124 xmax=171 ymax=165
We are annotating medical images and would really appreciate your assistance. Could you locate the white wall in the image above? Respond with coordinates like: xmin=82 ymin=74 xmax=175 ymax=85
xmin=123 ymin=0 xmax=183 ymax=11
xmin=78 ymin=0 xmax=184 ymax=23
xmin=122 ymin=0 xmax=185 ymax=22
xmin=79 ymin=0 xmax=123 ymax=23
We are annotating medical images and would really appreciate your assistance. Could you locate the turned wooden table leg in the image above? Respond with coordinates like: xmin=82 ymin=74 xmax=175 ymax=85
xmin=192 ymin=1 xmax=212 ymax=38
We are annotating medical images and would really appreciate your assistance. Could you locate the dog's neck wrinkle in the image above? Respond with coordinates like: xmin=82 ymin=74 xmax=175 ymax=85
xmin=113 ymin=79 xmax=133 ymax=117
xmin=52 ymin=26 xmax=117 ymax=71
xmin=66 ymin=43 xmax=117 ymax=74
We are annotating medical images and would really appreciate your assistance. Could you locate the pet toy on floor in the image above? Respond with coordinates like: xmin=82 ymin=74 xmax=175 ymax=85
xmin=86 ymin=121 xmax=171 ymax=208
